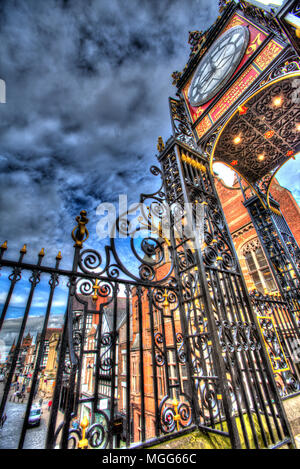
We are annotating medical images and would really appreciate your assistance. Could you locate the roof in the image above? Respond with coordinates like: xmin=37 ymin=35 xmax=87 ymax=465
xmin=36 ymin=328 xmax=62 ymax=343
xmin=72 ymin=294 xmax=128 ymax=331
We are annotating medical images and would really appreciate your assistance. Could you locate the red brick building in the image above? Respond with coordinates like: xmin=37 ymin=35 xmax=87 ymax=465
xmin=117 ymin=253 xmax=187 ymax=444
xmin=215 ymin=175 xmax=300 ymax=293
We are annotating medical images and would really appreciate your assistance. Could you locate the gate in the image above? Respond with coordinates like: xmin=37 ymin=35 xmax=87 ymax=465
xmin=250 ymin=290 xmax=300 ymax=399
xmin=0 ymin=150 xmax=297 ymax=449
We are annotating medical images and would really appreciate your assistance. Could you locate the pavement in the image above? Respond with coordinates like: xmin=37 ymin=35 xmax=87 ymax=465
xmin=0 ymin=382 xmax=64 ymax=449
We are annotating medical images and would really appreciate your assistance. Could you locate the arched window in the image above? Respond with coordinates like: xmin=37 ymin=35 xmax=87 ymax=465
xmin=242 ymin=238 xmax=277 ymax=293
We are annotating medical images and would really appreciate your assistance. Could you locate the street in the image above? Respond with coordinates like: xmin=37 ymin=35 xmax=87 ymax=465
xmin=0 ymin=382 xmax=49 ymax=449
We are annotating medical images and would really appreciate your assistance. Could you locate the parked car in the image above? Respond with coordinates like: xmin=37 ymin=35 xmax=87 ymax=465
xmin=27 ymin=405 xmax=42 ymax=427
xmin=0 ymin=375 xmax=4 ymax=382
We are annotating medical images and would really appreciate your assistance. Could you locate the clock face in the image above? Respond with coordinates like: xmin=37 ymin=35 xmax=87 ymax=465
xmin=188 ymin=26 xmax=250 ymax=106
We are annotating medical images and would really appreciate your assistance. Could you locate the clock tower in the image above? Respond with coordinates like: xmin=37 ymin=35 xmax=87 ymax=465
xmin=156 ymin=0 xmax=300 ymax=449
xmin=169 ymin=0 xmax=300 ymax=314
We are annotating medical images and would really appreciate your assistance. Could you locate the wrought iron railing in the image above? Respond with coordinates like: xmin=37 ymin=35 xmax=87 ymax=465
xmin=0 ymin=150 xmax=298 ymax=449
xmin=250 ymin=289 xmax=300 ymax=399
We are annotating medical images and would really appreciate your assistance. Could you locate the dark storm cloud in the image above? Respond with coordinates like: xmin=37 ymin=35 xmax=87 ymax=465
xmin=0 ymin=0 xmax=219 ymax=266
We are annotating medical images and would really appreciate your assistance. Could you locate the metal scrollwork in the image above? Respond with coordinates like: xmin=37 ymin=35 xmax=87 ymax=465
xmin=159 ymin=395 xmax=192 ymax=434
xmin=169 ymin=97 xmax=198 ymax=150
xmin=72 ymin=210 xmax=89 ymax=248
xmin=78 ymin=249 xmax=106 ymax=276
xmin=72 ymin=165 xmax=176 ymax=287
xmin=176 ymin=332 xmax=186 ymax=364
xmin=239 ymin=1 xmax=287 ymax=42
xmin=68 ymin=414 xmax=109 ymax=449
xmin=99 ymin=332 xmax=115 ymax=372
xmin=198 ymin=382 xmax=221 ymax=420
xmin=154 ymin=332 xmax=165 ymax=366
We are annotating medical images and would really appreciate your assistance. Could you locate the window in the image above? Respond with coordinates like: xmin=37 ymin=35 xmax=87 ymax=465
xmin=153 ymin=308 xmax=161 ymax=328
xmin=86 ymin=314 xmax=93 ymax=330
xmin=42 ymin=342 xmax=49 ymax=367
xmin=242 ymin=239 xmax=276 ymax=293
xmin=168 ymin=350 xmax=177 ymax=386
xmin=156 ymin=364 xmax=164 ymax=398
xmin=121 ymin=352 xmax=127 ymax=375
xmin=132 ymin=356 xmax=139 ymax=393
xmin=122 ymin=383 xmax=127 ymax=411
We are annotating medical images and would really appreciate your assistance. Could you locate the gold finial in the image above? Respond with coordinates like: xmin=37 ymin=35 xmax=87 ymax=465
xmin=20 ymin=244 xmax=27 ymax=253
xmin=92 ymin=279 xmax=100 ymax=303
xmin=78 ymin=416 xmax=89 ymax=449
xmin=1 ymin=241 xmax=7 ymax=250
xmin=157 ymin=136 xmax=165 ymax=153
xmin=39 ymin=248 xmax=45 ymax=257
xmin=56 ymin=251 xmax=62 ymax=260
xmin=172 ymin=398 xmax=180 ymax=431
xmin=162 ymin=289 xmax=169 ymax=307
xmin=72 ymin=210 xmax=89 ymax=248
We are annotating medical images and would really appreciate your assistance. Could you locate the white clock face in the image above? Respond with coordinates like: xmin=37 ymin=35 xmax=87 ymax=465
xmin=188 ymin=26 xmax=250 ymax=106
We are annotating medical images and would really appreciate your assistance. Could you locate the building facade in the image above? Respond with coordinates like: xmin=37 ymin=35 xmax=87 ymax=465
xmin=215 ymin=175 xmax=300 ymax=293
xmin=38 ymin=331 xmax=62 ymax=397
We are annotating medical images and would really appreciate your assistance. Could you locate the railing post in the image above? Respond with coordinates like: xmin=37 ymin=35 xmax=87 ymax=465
xmin=46 ymin=210 xmax=89 ymax=449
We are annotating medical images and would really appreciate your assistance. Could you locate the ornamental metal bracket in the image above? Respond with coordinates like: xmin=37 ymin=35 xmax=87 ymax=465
xmin=71 ymin=210 xmax=89 ymax=248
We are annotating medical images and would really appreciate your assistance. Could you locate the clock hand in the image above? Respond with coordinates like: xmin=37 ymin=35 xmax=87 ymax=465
xmin=201 ymin=75 xmax=216 ymax=94
xmin=214 ymin=66 xmax=229 ymax=79
xmin=211 ymin=47 xmax=227 ymax=65
xmin=196 ymin=65 xmax=214 ymax=90
xmin=216 ymin=53 xmax=235 ymax=71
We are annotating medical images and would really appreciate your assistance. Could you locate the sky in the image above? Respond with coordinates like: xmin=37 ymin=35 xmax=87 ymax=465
xmin=0 ymin=0 xmax=299 ymax=266
xmin=0 ymin=0 xmax=299 ymax=359
xmin=0 ymin=0 xmax=222 ymax=270
xmin=0 ymin=0 xmax=222 ymax=360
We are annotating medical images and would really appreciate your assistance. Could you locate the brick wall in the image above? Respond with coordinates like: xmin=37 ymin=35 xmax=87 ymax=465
xmin=215 ymin=176 xmax=300 ymax=291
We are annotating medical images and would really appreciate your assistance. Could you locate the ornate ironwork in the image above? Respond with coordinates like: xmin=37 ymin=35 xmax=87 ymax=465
xmin=159 ymin=396 xmax=192 ymax=433
xmin=169 ymin=97 xmax=199 ymax=151
xmin=68 ymin=415 xmax=109 ymax=449
xmin=212 ymin=75 xmax=300 ymax=187
xmin=244 ymin=196 xmax=300 ymax=296
xmin=250 ymin=289 xmax=300 ymax=398
xmin=276 ymin=0 xmax=300 ymax=56
xmin=0 ymin=163 xmax=192 ymax=449
xmin=175 ymin=1 xmax=236 ymax=87
xmin=71 ymin=210 xmax=89 ymax=247
xmin=239 ymin=0 xmax=287 ymax=43
xmin=243 ymin=194 xmax=300 ymax=360
xmin=0 ymin=147 xmax=297 ymax=449
xmin=263 ymin=48 xmax=300 ymax=83
xmin=0 ymin=2 xmax=299 ymax=452
xmin=157 ymin=137 xmax=296 ymax=449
